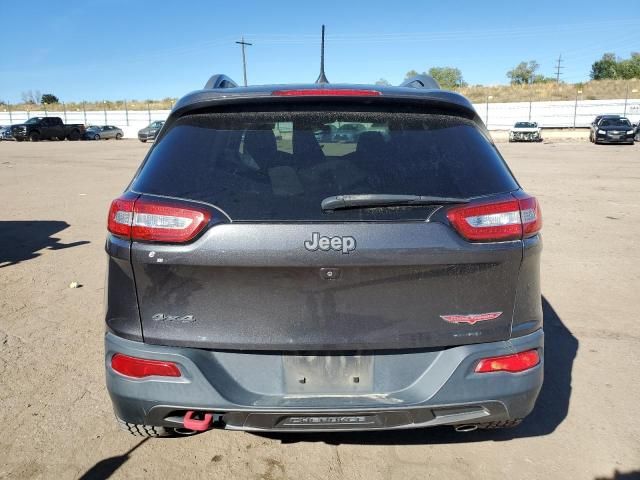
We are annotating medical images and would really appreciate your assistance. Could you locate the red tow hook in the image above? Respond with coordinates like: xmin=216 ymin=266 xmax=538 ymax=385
xmin=183 ymin=411 xmax=214 ymax=431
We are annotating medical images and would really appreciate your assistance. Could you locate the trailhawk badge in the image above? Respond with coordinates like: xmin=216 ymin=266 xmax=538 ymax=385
xmin=304 ymin=232 xmax=356 ymax=254
xmin=440 ymin=312 xmax=502 ymax=325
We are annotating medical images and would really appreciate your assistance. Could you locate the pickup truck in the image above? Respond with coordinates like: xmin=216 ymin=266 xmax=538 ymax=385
xmin=10 ymin=117 xmax=85 ymax=142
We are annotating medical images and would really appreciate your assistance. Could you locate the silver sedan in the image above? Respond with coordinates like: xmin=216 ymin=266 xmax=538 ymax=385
xmin=85 ymin=125 xmax=124 ymax=140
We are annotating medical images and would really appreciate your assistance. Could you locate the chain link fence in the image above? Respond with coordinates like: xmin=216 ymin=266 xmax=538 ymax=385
xmin=1 ymin=93 xmax=639 ymax=136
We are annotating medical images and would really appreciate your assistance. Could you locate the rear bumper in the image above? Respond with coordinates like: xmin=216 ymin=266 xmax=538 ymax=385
xmin=105 ymin=329 xmax=543 ymax=432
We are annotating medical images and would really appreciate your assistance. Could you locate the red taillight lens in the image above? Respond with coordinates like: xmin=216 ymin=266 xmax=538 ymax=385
xmin=272 ymin=89 xmax=381 ymax=97
xmin=475 ymin=349 xmax=540 ymax=373
xmin=107 ymin=195 xmax=211 ymax=243
xmin=517 ymin=195 xmax=542 ymax=237
xmin=446 ymin=194 xmax=542 ymax=242
xmin=107 ymin=195 xmax=136 ymax=238
xmin=111 ymin=353 xmax=181 ymax=378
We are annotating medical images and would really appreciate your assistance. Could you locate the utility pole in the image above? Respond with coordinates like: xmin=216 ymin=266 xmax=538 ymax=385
xmin=235 ymin=36 xmax=252 ymax=87
xmin=555 ymin=54 xmax=564 ymax=84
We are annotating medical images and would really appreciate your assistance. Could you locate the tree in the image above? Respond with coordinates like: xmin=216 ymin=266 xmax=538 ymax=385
xmin=590 ymin=53 xmax=619 ymax=80
xmin=375 ymin=78 xmax=391 ymax=86
xmin=590 ymin=52 xmax=640 ymax=80
xmin=405 ymin=67 xmax=466 ymax=88
xmin=507 ymin=61 xmax=540 ymax=85
xmin=617 ymin=52 xmax=640 ymax=79
xmin=428 ymin=67 xmax=466 ymax=89
xmin=21 ymin=90 xmax=36 ymax=104
xmin=41 ymin=93 xmax=59 ymax=104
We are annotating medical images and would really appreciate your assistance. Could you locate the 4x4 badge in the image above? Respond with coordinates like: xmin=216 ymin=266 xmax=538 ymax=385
xmin=304 ymin=232 xmax=356 ymax=254
xmin=152 ymin=313 xmax=196 ymax=323
xmin=440 ymin=312 xmax=502 ymax=325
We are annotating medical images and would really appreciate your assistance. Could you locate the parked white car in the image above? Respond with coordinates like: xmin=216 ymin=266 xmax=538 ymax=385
xmin=509 ymin=122 xmax=542 ymax=142
xmin=0 ymin=125 xmax=14 ymax=141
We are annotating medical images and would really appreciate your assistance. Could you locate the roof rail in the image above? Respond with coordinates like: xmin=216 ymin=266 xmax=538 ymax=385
xmin=204 ymin=74 xmax=239 ymax=89
xmin=400 ymin=75 xmax=440 ymax=90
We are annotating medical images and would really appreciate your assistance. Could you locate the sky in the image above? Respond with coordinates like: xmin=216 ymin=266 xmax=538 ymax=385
xmin=1 ymin=0 xmax=639 ymax=103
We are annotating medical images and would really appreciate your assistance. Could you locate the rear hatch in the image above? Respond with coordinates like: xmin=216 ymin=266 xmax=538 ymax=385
xmin=124 ymin=103 xmax=525 ymax=351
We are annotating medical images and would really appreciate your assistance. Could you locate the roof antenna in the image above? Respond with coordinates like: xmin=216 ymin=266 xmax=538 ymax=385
xmin=315 ymin=25 xmax=329 ymax=84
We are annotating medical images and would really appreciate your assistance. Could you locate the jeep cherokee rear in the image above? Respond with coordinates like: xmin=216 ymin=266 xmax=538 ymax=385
xmin=105 ymin=77 xmax=543 ymax=436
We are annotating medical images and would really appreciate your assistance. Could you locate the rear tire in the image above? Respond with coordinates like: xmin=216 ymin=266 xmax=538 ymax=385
xmin=94 ymin=134 xmax=100 ymax=140
xmin=477 ymin=419 xmax=523 ymax=429
xmin=57 ymin=136 xmax=66 ymax=141
xmin=140 ymin=139 xmax=147 ymax=143
xmin=116 ymin=417 xmax=172 ymax=437
xmin=116 ymin=133 xmax=122 ymax=140
xmin=68 ymin=130 xmax=81 ymax=141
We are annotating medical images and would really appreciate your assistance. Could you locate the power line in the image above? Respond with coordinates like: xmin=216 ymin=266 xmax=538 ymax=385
xmin=555 ymin=54 xmax=564 ymax=83
xmin=235 ymin=36 xmax=253 ymax=87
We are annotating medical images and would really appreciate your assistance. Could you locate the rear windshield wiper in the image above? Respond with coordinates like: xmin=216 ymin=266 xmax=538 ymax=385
xmin=321 ymin=194 xmax=469 ymax=211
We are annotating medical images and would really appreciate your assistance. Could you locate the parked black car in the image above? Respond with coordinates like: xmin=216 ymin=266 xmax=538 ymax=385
xmin=138 ymin=121 xmax=165 ymax=142
xmin=10 ymin=117 xmax=85 ymax=142
xmin=590 ymin=115 xmax=635 ymax=144
xmin=104 ymin=74 xmax=544 ymax=437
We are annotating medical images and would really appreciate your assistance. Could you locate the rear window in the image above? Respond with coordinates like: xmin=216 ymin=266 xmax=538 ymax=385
xmin=131 ymin=110 xmax=518 ymax=221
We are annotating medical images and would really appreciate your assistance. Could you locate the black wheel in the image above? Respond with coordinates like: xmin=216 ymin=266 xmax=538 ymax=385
xmin=116 ymin=417 xmax=172 ymax=438
xmin=116 ymin=133 xmax=122 ymax=140
xmin=68 ymin=130 xmax=81 ymax=141
xmin=57 ymin=136 xmax=66 ymax=141
xmin=29 ymin=131 xmax=40 ymax=142
xmin=94 ymin=134 xmax=100 ymax=140
xmin=140 ymin=139 xmax=147 ymax=143
xmin=15 ymin=137 xmax=24 ymax=142
xmin=477 ymin=419 xmax=523 ymax=429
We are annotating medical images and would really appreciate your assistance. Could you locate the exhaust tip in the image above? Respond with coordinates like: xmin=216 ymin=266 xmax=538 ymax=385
xmin=172 ymin=427 xmax=200 ymax=436
xmin=454 ymin=424 xmax=479 ymax=433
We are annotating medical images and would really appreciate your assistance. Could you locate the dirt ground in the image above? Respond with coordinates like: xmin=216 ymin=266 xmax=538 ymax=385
xmin=0 ymin=140 xmax=639 ymax=480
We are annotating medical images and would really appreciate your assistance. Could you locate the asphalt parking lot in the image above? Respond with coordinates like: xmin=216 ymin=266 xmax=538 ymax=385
xmin=0 ymin=140 xmax=639 ymax=480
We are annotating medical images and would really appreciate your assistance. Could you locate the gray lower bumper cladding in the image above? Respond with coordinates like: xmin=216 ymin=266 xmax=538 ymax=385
xmin=105 ymin=330 xmax=543 ymax=432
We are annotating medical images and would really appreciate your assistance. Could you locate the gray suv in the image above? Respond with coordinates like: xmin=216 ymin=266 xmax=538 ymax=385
xmin=105 ymin=75 xmax=543 ymax=436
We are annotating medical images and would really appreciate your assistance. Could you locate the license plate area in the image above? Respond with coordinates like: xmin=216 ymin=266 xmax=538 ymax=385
xmin=283 ymin=355 xmax=374 ymax=394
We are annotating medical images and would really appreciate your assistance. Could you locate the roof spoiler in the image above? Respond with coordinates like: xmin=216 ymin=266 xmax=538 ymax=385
xmin=400 ymin=75 xmax=440 ymax=90
xmin=204 ymin=74 xmax=239 ymax=89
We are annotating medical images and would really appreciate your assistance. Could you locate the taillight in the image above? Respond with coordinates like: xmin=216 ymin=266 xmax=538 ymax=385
xmin=474 ymin=349 xmax=540 ymax=373
xmin=272 ymin=89 xmax=381 ymax=97
xmin=111 ymin=353 xmax=181 ymax=378
xmin=107 ymin=195 xmax=135 ymax=238
xmin=447 ymin=193 xmax=542 ymax=242
xmin=107 ymin=195 xmax=211 ymax=243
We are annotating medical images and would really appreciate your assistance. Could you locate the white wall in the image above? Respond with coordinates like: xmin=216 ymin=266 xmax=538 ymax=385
xmin=1 ymin=99 xmax=639 ymax=136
